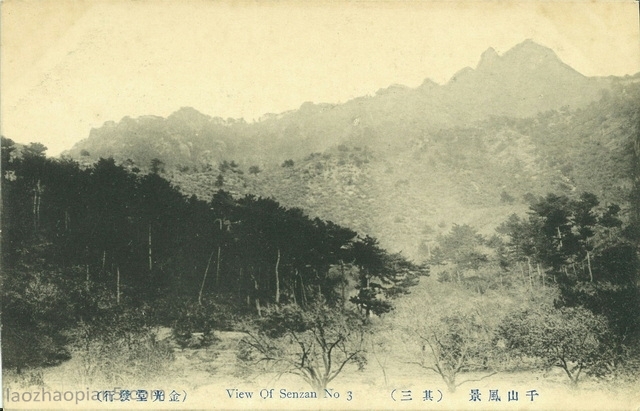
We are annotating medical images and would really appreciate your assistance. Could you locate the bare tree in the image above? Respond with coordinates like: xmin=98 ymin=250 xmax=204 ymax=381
xmin=408 ymin=312 xmax=497 ymax=392
xmin=238 ymin=301 xmax=367 ymax=393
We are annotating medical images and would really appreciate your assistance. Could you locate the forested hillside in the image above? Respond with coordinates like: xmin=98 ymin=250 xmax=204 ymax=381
xmin=162 ymin=82 xmax=640 ymax=260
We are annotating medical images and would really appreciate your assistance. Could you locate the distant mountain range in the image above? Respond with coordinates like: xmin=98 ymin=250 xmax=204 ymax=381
xmin=63 ymin=40 xmax=640 ymax=260
xmin=65 ymin=40 xmax=611 ymax=168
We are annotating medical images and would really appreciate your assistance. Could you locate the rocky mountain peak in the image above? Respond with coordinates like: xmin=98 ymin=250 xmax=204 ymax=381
xmin=502 ymin=39 xmax=560 ymax=65
xmin=476 ymin=47 xmax=499 ymax=70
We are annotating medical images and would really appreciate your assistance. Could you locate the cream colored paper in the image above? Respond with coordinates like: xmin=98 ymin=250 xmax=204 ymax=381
xmin=1 ymin=1 xmax=639 ymax=410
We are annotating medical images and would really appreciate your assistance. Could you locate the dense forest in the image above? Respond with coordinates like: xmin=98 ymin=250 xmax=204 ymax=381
xmin=1 ymin=139 xmax=425 ymax=380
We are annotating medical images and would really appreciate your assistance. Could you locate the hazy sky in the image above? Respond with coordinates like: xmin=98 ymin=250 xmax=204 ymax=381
xmin=2 ymin=0 xmax=639 ymax=156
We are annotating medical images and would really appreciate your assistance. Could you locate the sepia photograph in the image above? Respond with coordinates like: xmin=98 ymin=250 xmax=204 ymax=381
xmin=1 ymin=0 xmax=640 ymax=409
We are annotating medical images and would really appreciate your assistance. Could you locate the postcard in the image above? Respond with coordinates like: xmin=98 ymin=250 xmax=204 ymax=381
xmin=2 ymin=0 xmax=639 ymax=409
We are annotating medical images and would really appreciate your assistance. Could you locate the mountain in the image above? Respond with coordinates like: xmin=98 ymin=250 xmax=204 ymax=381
xmin=442 ymin=40 xmax=607 ymax=120
xmin=65 ymin=40 xmax=610 ymax=169
xmin=61 ymin=40 xmax=639 ymax=260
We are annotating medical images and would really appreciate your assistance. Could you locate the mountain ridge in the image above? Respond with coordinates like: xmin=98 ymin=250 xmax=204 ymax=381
xmin=64 ymin=40 xmax=612 ymax=168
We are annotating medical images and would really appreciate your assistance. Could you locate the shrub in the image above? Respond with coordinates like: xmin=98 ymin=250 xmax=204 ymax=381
xmin=68 ymin=308 xmax=175 ymax=386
